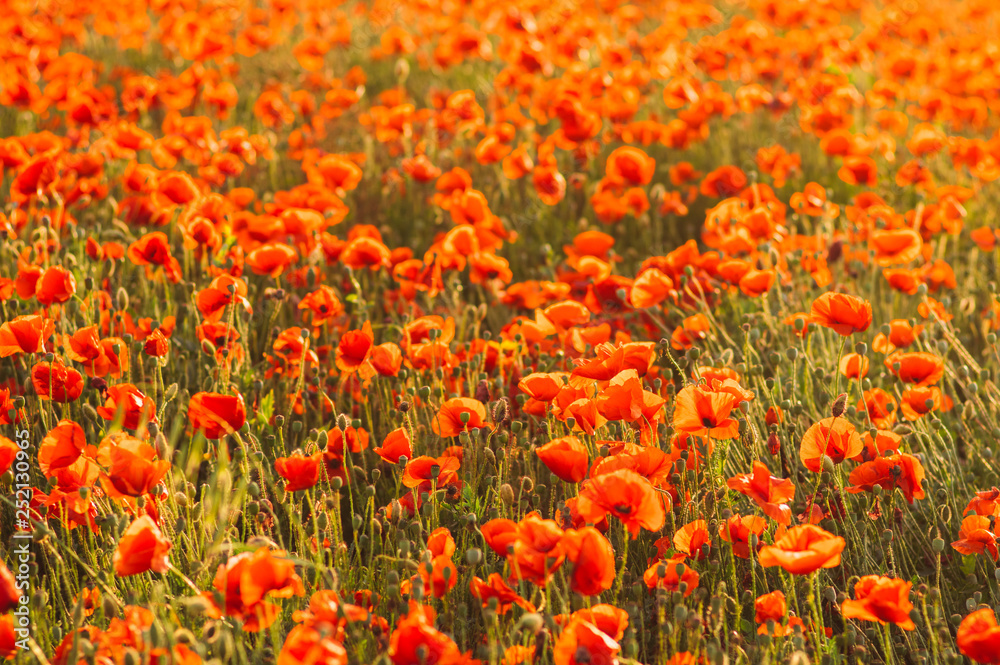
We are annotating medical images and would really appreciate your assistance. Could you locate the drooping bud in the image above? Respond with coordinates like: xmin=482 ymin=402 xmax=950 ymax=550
xmin=831 ymin=393 xmax=847 ymax=418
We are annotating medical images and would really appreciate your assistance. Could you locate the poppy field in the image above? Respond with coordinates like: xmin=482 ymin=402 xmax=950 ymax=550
xmin=6 ymin=0 xmax=1000 ymax=663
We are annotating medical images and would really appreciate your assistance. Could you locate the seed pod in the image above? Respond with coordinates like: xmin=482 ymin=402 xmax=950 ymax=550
xmin=831 ymin=393 xmax=848 ymax=418
xmin=500 ymin=484 xmax=515 ymax=505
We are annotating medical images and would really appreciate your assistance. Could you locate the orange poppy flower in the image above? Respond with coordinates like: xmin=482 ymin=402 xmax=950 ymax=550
xmin=670 ymin=313 xmax=710 ymax=350
xmin=0 ymin=314 xmax=54 ymax=357
xmin=0 ymin=561 xmax=22 ymax=612
xmin=642 ymin=555 xmax=700 ymax=596
xmin=196 ymin=275 xmax=252 ymax=322
xmin=754 ymin=590 xmax=787 ymax=630
xmin=558 ymin=605 xmax=629 ymax=642
xmin=211 ymin=547 xmax=305 ymax=632
xmin=739 ymin=269 xmax=776 ymax=297
xmin=799 ymin=417 xmax=863 ymax=473
xmin=606 ymin=146 xmax=655 ymax=185
xmin=431 ymin=397 xmax=488 ymax=437
xmin=31 ymin=357 xmax=84 ymax=402
xmin=246 ymin=242 xmax=298 ymax=277
xmin=952 ymin=516 xmax=999 ymax=562
xmin=700 ymin=165 xmax=747 ymax=197
xmin=37 ymin=419 xmax=88 ymax=479
xmin=838 ymin=155 xmax=877 ymax=187
xmin=672 ymin=381 xmax=744 ymax=440
xmin=971 ymin=226 xmax=999 ymax=252
xmin=388 ymin=603 xmax=467 ymax=665
xmin=374 ymin=428 xmax=412 ymax=464
xmin=719 ymin=514 xmax=767 ymax=559
xmin=35 ymin=265 xmax=77 ymax=305
xmin=536 ymin=436 xmax=589 ymax=483
xmin=336 ymin=321 xmax=376 ymax=378
xmin=508 ymin=512 xmax=566 ymax=586
xmin=275 ymin=453 xmax=322 ymax=492
xmin=838 ymin=352 xmax=868 ymax=379
xmin=419 ymin=555 xmax=458 ymax=599
xmin=188 ymin=392 xmax=246 ymax=439
xmin=809 ymin=292 xmax=873 ymax=336
xmin=371 ymin=342 xmax=402 ymax=376
xmin=0 ymin=437 xmax=17 ymax=477
xmin=127 ymin=232 xmax=182 ymax=283
xmin=97 ymin=383 xmax=157 ymax=431
xmin=790 ymin=182 xmax=835 ymax=217
xmin=401 ymin=456 xmax=461 ymax=489
xmin=870 ymin=229 xmax=922 ymax=266
xmin=872 ymin=319 xmax=923 ymax=354
xmin=847 ymin=452 xmax=926 ymax=503
xmin=899 ymin=386 xmax=951 ymax=420
xmin=469 ymin=574 xmax=536 ymax=614
xmin=885 ymin=351 xmax=944 ymax=386
xmin=964 ymin=488 xmax=1000 ymax=517
xmin=842 ymin=576 xmax=916 ymax=630
xmin=113 ymin=515 xmax=171 ymax=577
xmin=673 ymin=520 xmax=711 ymax=560
xmin=727 ymin=461 xmax=796 ymax=524
xmin=858 ymin=388 xmax=898 ymax=429
xmin=98 ymin=435 xmax=170 ymax=499
xmin=757 ymin=524 xmax=846 ymax=576
xmin=481 ymin=518 xmax=520 ymax=558
xmin=553 ymin=618 xmax=620 ymax=665
xmin=559 ymin=526 xmax=616 ymax=596
xmin=957 ymin=608 xmax=1000 ymax=664
xmin=630 ymin=268 xmax=675 ymax=309
xmin=576 ymin=468 xmax=665 ymax=538
xmin=533 ymin=165 xmax=566 ymax=206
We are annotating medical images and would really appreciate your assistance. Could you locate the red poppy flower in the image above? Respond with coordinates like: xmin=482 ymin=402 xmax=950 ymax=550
xmin=469 ymin=574 xmax=536 ymax=614
xmin=809 ymin=292 xmax=873 ymax=336
xmin=431 ymin=397 xmax=488 ymax=437
xmin=97 ymin=383 xmax=157 ymax=431
xmin=957 ymin=608 xmax=1000 ymax=664
xmin=553 ymin=618 xmax=620 ymax=665
xmin=560 ymin=527 xmax=615 ymax=596
xmin=113 ymin=515 xmax=171 ymax=577
xmin=727 ymin=461 xmax=796 ymax=524
xmin=842 ymin=576 xmax=916 ymax=630
xmin=188 ymin=392 xmax=246 ymax=439
xmin=757 ymin=525 xmax=845 ymax=575
xmin=31 ymin=357 xmax=84 ymax=402
xmin=0 ymin=314 xmax=55 ymax=357
xmin=800 ymin=417 xmax=863 ymax=472
xmin=275 ymin=453 xmax=322 ymax=492
xmin=374 ymin=428 xmax=412 ymax=464
xmin=952 ymin=516 xmax=999 ymax=562
xmin=35 ymin=265 xmax=76 ymax=305
xmin=536 ymin=436 xmax=589 ymax=483
xmin=846 ymin=453 xmax=926 ymax=503
xmin=576 ymin=468 xmax=665 ymax=538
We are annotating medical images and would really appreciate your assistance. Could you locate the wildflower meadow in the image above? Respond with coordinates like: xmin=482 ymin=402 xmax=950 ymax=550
xmin=3 ymin=0 xmax=1000 ymax=664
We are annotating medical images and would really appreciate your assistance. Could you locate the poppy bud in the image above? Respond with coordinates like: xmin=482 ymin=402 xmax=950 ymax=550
xmin=472 ymin=379 xmax=491 ymax=404
xmin=767 ymin=432 xmax=781 ymax=456
xmin=500 ymin=484 xmax=514 ymax=505
xmin=831 ymin=393 xmax=847 ymax=417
